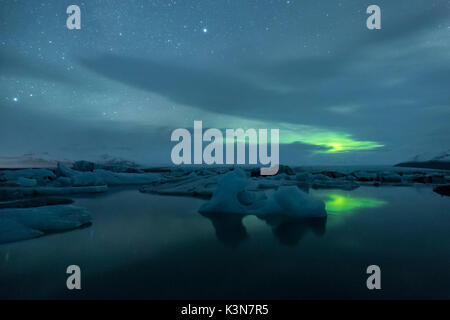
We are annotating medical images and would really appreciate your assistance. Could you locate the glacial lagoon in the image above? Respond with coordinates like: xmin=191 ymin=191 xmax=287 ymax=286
xmin=0 ymin=184 xmax=449 ymax=299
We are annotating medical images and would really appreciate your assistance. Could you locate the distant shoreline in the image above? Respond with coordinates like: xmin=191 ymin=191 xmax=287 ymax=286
xmin=395 ymin=161 xmax=450 ymax=171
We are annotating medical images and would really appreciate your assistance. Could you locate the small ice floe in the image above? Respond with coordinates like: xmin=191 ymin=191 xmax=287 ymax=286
xmin=402 ymin=173 xmax=426 ymax=183
xmin=379 ymin=172 xmax=402 ymax=183
xmin=0 ymin=205 xmax=91 ymax=244
xmin=0 ymin=162 xmax=161 ymax=201
xmin=0 ymin=186 xmax=108 ymax=201
xmin=352 ymin=171 xmax=378 ymax=182
xmin=256 ymin=178 xmax=301 ymax=190
xmin=0 ymin=197 xmax=73 ymax=209
xmin=72 ymin=160 xmax=144 ymax=173
xmin=250 ymin=165 xmax=296 ymax=177
xmin=311 ymin=178 xmax=360 ymax=191
xmin=140 ymin=173 xmax=218 ymax=198
xmin=291 ymin=172 xmax=359 ymax=190
xmin=199 ymin=169 xmax=327 ymax=218
xmin=1 ymin=168 xmax=56 ymax=185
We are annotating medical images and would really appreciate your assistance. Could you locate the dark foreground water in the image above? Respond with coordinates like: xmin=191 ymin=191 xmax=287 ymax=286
xmin=0 ymin=185 xmax=449 ymax=299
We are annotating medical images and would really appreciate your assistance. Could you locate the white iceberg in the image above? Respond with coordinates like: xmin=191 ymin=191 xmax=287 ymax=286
xmin=199 ymin=169 xmax=263 ymax=214
xmin=255 ymin=186 xmax=327 ymax=218
xmin=1 ymin=168 xmax=56 ymax=185
xmin=199 ymin=169 xmax=327 ymax=218
xmin=140 ymin=174 xmax=218 ymax=198
xmin=0 ymin=205 xmax=91 ymax=244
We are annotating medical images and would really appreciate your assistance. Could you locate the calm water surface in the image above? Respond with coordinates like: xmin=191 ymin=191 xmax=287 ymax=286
xmin=0 ymin=185 xmax=449 ymax=299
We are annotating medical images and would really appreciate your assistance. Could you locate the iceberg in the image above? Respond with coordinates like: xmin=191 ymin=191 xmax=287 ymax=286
xmin=0 ymin=185 xmax=108 ymax=201
xmin=255 ymin=186 xmax=327 ymax=218
xmin=199 ymin=169 xmax=327 ymax=218
xmin=0 ymin=205 xmax=91 ymax=244
xmin=0 ymin=168 xmax=56 ymax=185
xmin=0 ymin=197 xmax=73 ymax=209
xmin=379 ymin=172 xmax=402 ymax=183
xmin=295 ymin=172 xmax=312 ymax=182
xmin=352 ymin=171 xmax=377 ymax=182
xmin=140 ymin=174 xmax=218 ymax=198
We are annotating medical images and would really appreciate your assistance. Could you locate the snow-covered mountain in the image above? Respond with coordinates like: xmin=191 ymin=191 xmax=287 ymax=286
xmin=0 ymin=154 xmax=62 ymax=169
xmin=409 ymin=149 xmax=450 ymax=162
xmin=396 ymin=149 xmax=450 ymax=170
xmin=0 ymin=153 xmax=141 ymax=169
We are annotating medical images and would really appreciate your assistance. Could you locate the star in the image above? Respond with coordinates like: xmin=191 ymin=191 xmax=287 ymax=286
xmin=202 ymin=28 xmax=208 ymax=33
xmin=13 ymin=97 xmax=18 ymax=102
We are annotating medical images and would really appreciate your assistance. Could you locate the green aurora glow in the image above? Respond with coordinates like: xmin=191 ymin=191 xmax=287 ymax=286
xmin=218 ymin=119 xmax=384 ymax=153
xmin=280 ymin=131 xmax=384 ymax=153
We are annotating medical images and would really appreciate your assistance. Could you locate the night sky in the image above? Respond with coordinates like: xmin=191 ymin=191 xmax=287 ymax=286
xmin=0 ymin=0 xmax=449 ymax=166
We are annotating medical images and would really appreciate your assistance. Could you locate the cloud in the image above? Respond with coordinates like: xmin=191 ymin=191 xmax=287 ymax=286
xmin=0 ymin=102 xmax=175 ymax=165
xmin=243 ymin=4 xmax=450 ymax=87
xmin=77 ymin=33 xmax=448 ymax=160
xmin=327 ymin=105 xmax=360 ymax=114
xmin=78 ymin=53 xmax=361 ymax=128
xmin=358 ymin=3 xmax=450 ymax=46
xmin=0 ymin=50 xmax=81 ymax=85
xmin=79 ymin=54 xmax=288 ymax=117
xmin=171 ymin=120 xmax=384 ymax=153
